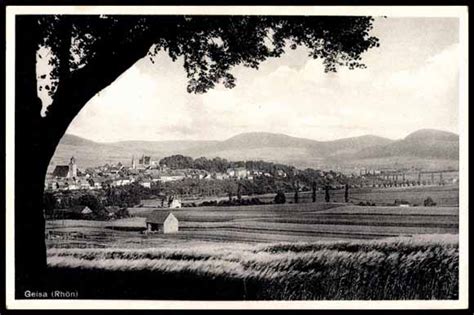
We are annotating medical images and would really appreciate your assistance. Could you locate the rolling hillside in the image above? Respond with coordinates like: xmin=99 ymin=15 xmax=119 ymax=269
xmin=49 ymin=129 xmax=459 ymax=172
xmin=348 ymin=129 xmax=459 ymax=160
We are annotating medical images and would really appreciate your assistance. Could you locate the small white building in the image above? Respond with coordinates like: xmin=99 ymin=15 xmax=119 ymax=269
xmin=169 ymin=198 xmax=182 ymax=209
xmin=145 ymin=212 xmax=179 ymax=234
xmin=65 ymin=181 xmax=79 ymax=190
xmin=159 ymin=174 xmax=186 ymax=182
xmin=139 ymin=181 xmax=152 ymax=188
xmin=212 ymin=172 xmax=229 ymax=180
xmin=276 ymin=169 xmax=287 ymax=177
xmin=236 ymin=168 xmax=249 ymax=178
xmin=226 ymin=168 xmax=236 ymax=177
xmin=79 ymin=180 xmax=91 ymax=190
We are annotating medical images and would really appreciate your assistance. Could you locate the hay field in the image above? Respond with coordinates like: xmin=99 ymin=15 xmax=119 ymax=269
xmin=47 ymin=234 xmax=459 ymax=300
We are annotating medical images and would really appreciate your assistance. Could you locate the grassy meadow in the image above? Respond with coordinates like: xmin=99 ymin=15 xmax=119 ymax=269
xmin=46 ymin=234 xmax=458 ymax=300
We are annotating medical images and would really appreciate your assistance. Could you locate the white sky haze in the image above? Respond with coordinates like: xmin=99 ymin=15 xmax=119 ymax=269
xmin=61 ymin=17 xmax=460 ymax=143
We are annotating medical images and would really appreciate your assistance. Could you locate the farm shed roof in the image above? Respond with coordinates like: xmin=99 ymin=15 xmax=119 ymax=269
xmin=69 ymin=205 xmax=93 ymax=214
xmin=146 ymin=211 xmax=176 ymax=224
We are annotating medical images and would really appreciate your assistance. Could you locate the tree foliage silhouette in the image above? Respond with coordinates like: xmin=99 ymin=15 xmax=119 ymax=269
xmin=15 ymin=14 xmax=379 ymax=287
xmin=325 ymin=185 xmax=331 ymax=202
xmin=274 ymin=191 xmax=287 ymax=204
xmin=312 ymin=181 xmax=317 ymax=202
xmin=345 ymin=184 xmax=350 ymax=203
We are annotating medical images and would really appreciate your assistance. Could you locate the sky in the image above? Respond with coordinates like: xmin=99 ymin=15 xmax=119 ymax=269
xmin=53 ymin=17 xmax=460 ymax=143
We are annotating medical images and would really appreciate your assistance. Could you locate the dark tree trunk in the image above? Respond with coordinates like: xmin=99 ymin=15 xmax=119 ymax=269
xmin=344 ymin=184 xmax=350 ymax=203
xmin=14 ymin=16 xmax=158 ymax=294
xmin=294 ymin=180 xmax=299 ymax=204
xmin=15 ymin=16 xmax=52 ymax=292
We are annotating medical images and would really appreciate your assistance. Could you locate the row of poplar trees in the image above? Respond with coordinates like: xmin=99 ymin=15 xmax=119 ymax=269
xmin=292 ymin=181 xmax=350 ymax=204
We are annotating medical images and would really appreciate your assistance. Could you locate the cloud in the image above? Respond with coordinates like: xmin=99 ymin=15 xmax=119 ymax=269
xmin=201 ymin=43 xmax=460 ymax=141
xmin=68 ymin=55 xmax=195 ymax=141
xmin=387 ymin=43 xmax=459 ymax=91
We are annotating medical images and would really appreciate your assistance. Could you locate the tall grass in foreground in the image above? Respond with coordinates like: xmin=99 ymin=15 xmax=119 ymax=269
xmin=47 ymin=234 xmax=458 ymax=300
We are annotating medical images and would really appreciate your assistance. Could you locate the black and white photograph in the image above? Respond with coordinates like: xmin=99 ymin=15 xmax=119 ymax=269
xmin=4 ymin=5 xmax=469 ymax=310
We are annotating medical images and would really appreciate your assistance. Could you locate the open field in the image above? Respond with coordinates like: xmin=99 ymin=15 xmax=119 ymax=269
xmin=241 ymin=184 xmax=459 ymax=206
xmin=45 ymin=187 xmax=459 ymax=300
xmin=47 ymin=200 xmax=459 ymax=247
xmin=330 ymin=185 xmax=459 ymax=206
xmin=138 ymin=184 xmax=459 ymax=208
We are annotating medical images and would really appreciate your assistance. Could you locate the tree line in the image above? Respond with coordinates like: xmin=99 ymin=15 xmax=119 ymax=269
xmin=159 ymin=154 xmax=299 ymax=175
xmin=43 ymin=184 xmax=150 ymax=214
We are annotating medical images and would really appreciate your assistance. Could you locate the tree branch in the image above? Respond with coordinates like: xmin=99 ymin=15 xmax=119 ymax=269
xmin=40 ymin=32 xmax=158 ymax=151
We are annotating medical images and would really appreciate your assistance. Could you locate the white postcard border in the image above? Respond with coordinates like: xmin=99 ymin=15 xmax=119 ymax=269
xmin=5 ymin=5 xmax=469 ymax=310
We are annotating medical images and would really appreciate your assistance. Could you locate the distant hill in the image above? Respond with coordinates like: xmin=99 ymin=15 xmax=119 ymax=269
xmin=349 ymin=129 xmax=459 ymax=160
xmin=49 ymin=129 xmax=459 ymax=172
xmin=59 ymin=134 xmax=98 ymax=146
xmin=219 ymin=132 xmax=320 ymax=149
xmin=404 ymin=129 xmax=459 ymax=142
xmin=182 ymin=132 xmax=395 ymax=168
xmin=202 ymin=132 xmax=393 ymax=151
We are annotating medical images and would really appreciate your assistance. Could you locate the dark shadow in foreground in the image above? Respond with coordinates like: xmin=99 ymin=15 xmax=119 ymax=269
xmin=16 ymin=266 xmax=459 ymax=300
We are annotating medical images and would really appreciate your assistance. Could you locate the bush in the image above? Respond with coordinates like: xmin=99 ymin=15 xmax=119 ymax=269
xmin=201 ymin=200 xmax=218 ymax=207
xmin=212 ymin=198 xmax=264 ymax=207
xmin=357 ymin=201 xmax=376 ymax=206
xmin=424 ymin=197 xmax=437 ymax=207
xmin=113 ymin=208 xmax=130 ymax=219
xmin=274 ymin=191 xmax=286 ymax=204
xmin=182 ymin=203 xmax=197 ymax=208
xmin=78 ymin=194 xmax=103 ymax=211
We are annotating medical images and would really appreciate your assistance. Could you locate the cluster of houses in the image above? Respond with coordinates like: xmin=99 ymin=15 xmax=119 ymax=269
xmin=46 ymin=157 xmax=135 ymax=191
xmin=45 ymin=156 xmax=290 ymax=192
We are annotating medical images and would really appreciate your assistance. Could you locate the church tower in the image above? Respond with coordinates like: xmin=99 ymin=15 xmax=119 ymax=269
xmin=131 ymin=155 xmax=136 ymax=169
xmin=68 ymin=156 xmax=77 ymax=178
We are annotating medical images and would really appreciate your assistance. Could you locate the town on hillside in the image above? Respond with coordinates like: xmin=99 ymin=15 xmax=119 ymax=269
xmin=43 ymin=154 xmax=459 ymax=220
xmin=47 ymin=154 xmax=460 ymax=191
